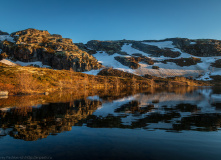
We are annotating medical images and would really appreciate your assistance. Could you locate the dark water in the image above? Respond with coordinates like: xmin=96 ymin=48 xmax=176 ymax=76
xmin=0 ymin=87 xmax=221 ymax=160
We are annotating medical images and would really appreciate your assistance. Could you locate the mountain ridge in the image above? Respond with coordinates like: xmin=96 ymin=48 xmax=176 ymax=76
xmin=0 ymin=28 xmax=221 ymax=81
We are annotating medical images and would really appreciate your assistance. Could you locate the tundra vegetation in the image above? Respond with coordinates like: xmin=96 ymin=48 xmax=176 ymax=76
xmin=0 ymin=62 xmax=209 ymax=95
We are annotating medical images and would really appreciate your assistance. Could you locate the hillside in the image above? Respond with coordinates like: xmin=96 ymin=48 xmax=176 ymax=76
xmin=78 ymin=39 xmax=221 ymax=81
xmin=0 ymin=60 xmax=209 ymax=95
xmin=0 ymin=62 xmax=153 ymax=95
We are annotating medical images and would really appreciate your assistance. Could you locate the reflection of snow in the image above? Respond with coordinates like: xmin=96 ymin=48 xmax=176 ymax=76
xmin=93 ymin=95 xmax=137 ymax=117
xmin=92 ymin=88 xmax=221 ymax=129
xmin=87 ymin=95 xmax=100 ymax=101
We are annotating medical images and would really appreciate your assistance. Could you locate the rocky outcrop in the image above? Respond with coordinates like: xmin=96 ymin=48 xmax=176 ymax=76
xmin=152 ymin=66 xmax=159 ymax=69
xmin=131 ymin=54 xmax=155 ymax=65
xmin=97 ymin=68 xmax=145 ymax=80
xmin=211 ymin=59 xmax=221 ymax=68
xmin=132 ymin=41 xmax=181 ymax=57
xmin=114 ymin=56 xmax=140 ymax=69
xmin=86 ymin=40 xmax=124 ymax=55
xmin=170 ymin=38 xmax=221 ymax=57
xmin=162 ymin=57 xmax=202 ymax=67
xmin=0 ymin=29 xmax=102 ymax=71
xmin=75 ymin=43 xmax=97 ymax=55
xmin=114 ymin=55 xmax=154 ymax=69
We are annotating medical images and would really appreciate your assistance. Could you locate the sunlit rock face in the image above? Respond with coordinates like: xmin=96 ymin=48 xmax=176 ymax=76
xmin=0 ymin=28 xmax=102 ymax=71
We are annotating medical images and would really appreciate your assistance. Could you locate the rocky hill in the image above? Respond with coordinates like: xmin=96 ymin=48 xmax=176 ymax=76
xmin=0 ymin=29 xmax=101 ymax=71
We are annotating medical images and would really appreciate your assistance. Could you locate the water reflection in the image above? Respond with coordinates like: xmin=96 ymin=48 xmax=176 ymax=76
xmin=0 ymin=87 xmax=221 ymax=141
xmin=0 ymin=100 xmax=101 ymax=141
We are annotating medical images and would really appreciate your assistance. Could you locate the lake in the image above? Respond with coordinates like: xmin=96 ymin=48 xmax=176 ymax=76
xmin=0 ymin=87 xmax=221 ymax=160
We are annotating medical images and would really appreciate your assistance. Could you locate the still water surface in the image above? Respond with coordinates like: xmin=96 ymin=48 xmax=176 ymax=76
xmin=0 ymin=87 xmax=221 ymax=160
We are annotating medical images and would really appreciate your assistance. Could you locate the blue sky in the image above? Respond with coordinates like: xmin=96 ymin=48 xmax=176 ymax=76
xmin=1 ymin=0 xmax=221 ymax=43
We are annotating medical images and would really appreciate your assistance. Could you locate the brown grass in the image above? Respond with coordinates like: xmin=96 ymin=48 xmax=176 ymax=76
xmin=0 ymin=62 xmax=210 ymax=95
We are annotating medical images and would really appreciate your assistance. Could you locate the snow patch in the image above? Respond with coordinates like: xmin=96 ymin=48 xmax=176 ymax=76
xmin=87 ymin=95 xmax=100 ymax=101
xmin=15 ymin=60 xmax=51 ymax=68
xmin=89 ymin=51 xmax=134 ymax=74
xmin=0 ymin=35 xmax=15 ymax=43
xmin=82 ymin=69 xmax=102 ymax=75
xmin=190 ymin=42 xmax=197 ymax=45
xmin=121 ymin=44 xmax=150 ymax=57
xmin=0 ymin=59 xmax=51 ymax=68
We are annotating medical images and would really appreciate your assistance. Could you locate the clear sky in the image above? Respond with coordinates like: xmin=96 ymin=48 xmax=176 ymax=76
xmin=1 ymin=0 xmax=221 ymax=43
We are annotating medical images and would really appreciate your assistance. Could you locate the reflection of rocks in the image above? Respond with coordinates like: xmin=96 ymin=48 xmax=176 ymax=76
xmin=0 ymin=99 xmax=101 ymax=141
xmin=212 ymin=103 xmax=221 ymax=110
xmin=85 ymin=112 xmax=181 ymax=129
xmin=131 ymin=112 xmax=181 ymax=128
xmin=114 ymin=101 xmax=155 ymax=114
xmin=173 ymin=113 xmax=221 ymax=131
xmin=85 ymin=106 xmax=221 ymax=131
xmin=115 ymin=101 xmax=140 ymax=113
xmin=86 ymin=115 xmax=124 ymax=128
xmin=164 ymin=103 xmax=199 ymax=113
xmin=85 ymin=88 xmax=221 ymax=132
xmin=1 ymin=87 xmax=221 ymax=141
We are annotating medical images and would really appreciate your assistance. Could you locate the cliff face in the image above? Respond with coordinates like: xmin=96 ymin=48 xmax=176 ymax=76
xmin=0 ymin=29 xmax=102 ymax=71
